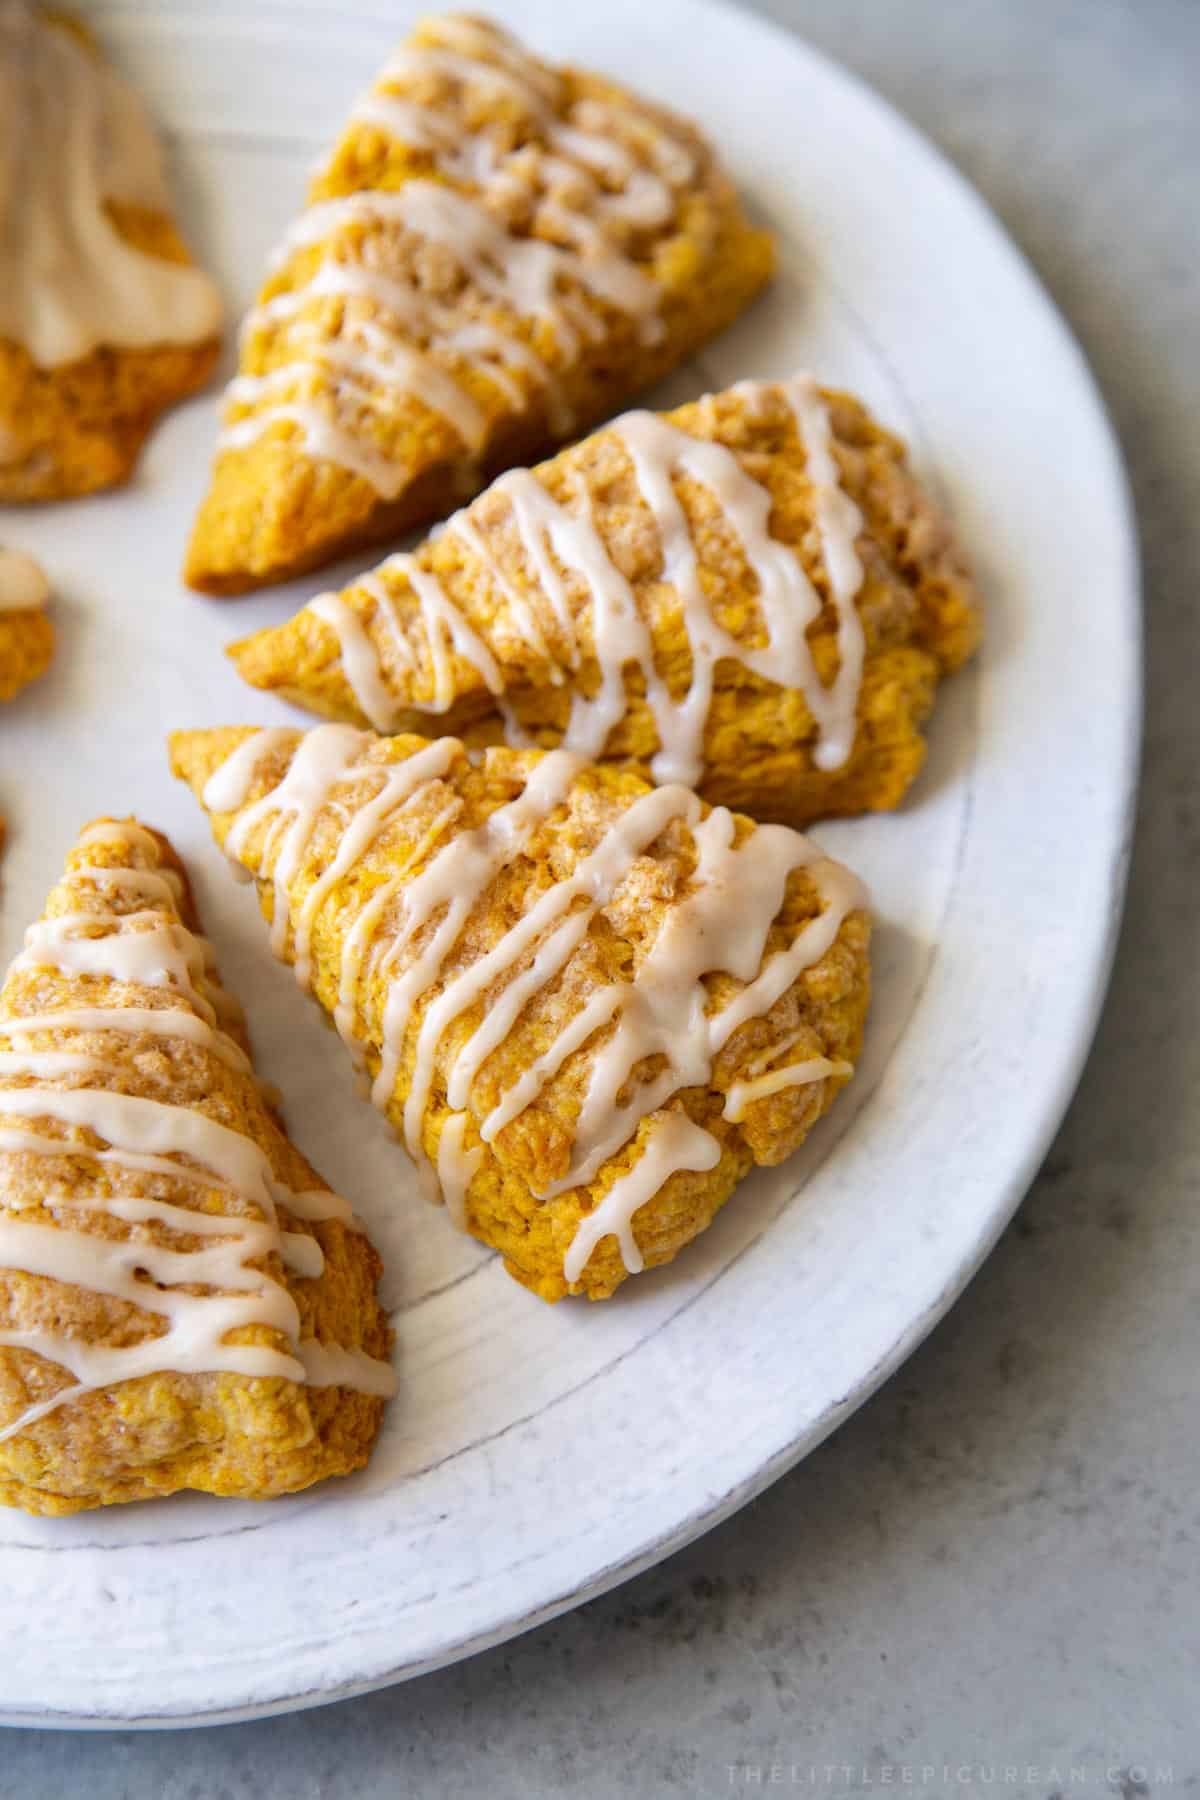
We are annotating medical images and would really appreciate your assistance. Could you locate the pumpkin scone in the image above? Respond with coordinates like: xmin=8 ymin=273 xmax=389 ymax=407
xmin=230 ymin=376 xmax=982 ymax=827
xmin=0 ymin=547 xmax=53 ymax=701
xmin=184 ymin=12 xmax=774 ymax=594
xmin=0 ymin=817 xmax=394 ymax=1516
xmin=170 ymin=724 xmax=870 ymax=1303
xmin=0 ymin=3 xmax=223 ymax=503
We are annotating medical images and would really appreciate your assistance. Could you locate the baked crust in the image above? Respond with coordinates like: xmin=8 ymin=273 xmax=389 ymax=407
xmin=230 ymin=380 xmax=981 ymax=826
xmin=0 ymin=607 xmax=54 ymax=701
xmin=172 ymin=727 xmax=871 ymax=1302
xmin=0 ymin=819 xmax=391 ymax=1515
xmin=185 ymin=14 xmax=773 ymax=592
xmin=0 ymin=13 xmax=222 ymax=504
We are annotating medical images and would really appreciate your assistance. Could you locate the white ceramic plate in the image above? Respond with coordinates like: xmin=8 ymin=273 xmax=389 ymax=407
xmin=0 ymin=0 xmax=1138 ymax=1727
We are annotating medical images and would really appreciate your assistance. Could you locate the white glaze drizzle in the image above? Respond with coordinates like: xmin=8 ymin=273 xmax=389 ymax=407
xmin=226 ymin=331 xmax=489 ymax=453
xmin=74 ymin=819 xmax=177 ymax=866
xmin=449 ymin=505 xmax=560 ymax=673
xmin=435 ymin=1112 xmax=483 ymax=1231
xmin=307 ymin=592 xmax=403 ymax=733
xmin=540 ymin=804 xmax=858 ymax=1199
xmin=0 ymin=827 xmax=392 ymax=1443
xmin=0 ymin=547 xmax=48 ymax=613
xmin=201 ymin=727 xmax=296 ymax=815
xmin=783 ymin=377 xmax=867 ymax=770
xmin=0 ymin=1007 xmax=253 ymax=1075
xmin=294 ymin=1339 xmax=396 ymax=1396
xmin=722 ymin=1056 xmax=852 ymax=1124
xmin=373 ymin=748 xmax=584 ymax=1147
xmin=562 ymin=1113 xmax=720 ymax=1284
xmin=309 ymin=550 xmax=507 ymax=727
xmin=242 ymin=261 xmax=569 ymax=433
xmin=504 ymin=376 xmax=866 ymax=780
xmin=220 ymin=14 xmax=692 ymax=480
xmin=390 ymin=554 xmax=506 ymax=711
xmin=201 ymin=726 xmax=865 ymax=1282
xmin=0 ymin=1 xmax=222 ymax=369
xmin=14 ymin=913 xmax=224 ymax=1027
xmin=74 ymin=864 xmax=182 ymax=908
xmin=307 ymin=376 xmax=868 ymax=780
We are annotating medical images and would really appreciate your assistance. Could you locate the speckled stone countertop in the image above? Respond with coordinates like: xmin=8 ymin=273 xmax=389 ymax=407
xmin=5 ymin=0 xmax=1197 ymax=1792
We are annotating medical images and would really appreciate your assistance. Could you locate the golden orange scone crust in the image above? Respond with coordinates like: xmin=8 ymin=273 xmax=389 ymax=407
xmin=0 ymin=819 xmax=391 ymax=1516
xmin=0 ymin=607 xmax=54 ymax=701
xmin=171 ymin=727 xmax=870 ymax=1302
xmin=231 ymin=379 xmax=982 ymax=827
xmin=0 ymin=214 xmax=220 ymax=504
xmin=185 ymin=13 xmax=774 ymax=593
xmin=0 ymin=14 xmax=221 ymax=504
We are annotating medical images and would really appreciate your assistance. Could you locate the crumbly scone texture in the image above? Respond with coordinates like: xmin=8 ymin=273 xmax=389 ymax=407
xmin=0 ymin=11 xmax=220 ymax=504
xmin=0 ymin=198 xmax=220 ymax=505
xmin=170 ymin=728 xmax=870 ymax=1302
xmin=184 ymin=15 xmax=774 ymax=593
xmin=230 ymin=381 xmax=982 ymax=827
xmin=0 ymin=606 xmax=54 ymax=701
xmin=0 ymin=820 xmax=390 ymax=1516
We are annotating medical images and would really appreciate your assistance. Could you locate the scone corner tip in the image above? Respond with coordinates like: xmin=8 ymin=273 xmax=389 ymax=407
xmin=223 ymin=630 xmax=277 ymax=692
xmin=167 ymin=725 xmax=263 ymax=796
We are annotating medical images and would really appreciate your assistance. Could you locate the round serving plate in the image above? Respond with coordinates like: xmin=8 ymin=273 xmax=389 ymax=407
xmin=0 ymin=0 xmax=1139 ymax=1727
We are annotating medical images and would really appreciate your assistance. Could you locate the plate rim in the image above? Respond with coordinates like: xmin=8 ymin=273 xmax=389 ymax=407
xmin=0 ymin=0 xmax=1141 ymax=1728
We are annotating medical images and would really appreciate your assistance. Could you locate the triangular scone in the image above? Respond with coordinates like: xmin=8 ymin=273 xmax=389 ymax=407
xmin=229 ymin=377 xmax=982 ymax=828
xmin=0 ymin=549 xmax=53 ymax=701
xmin=0 ymin=6 xmax=222 ymax=502
xmin=184 ymin=13 xmax=774 ymax=594
xmin=170 ymin=725 xmax=871 ymax=1303
xmin=0 ymin=818 xmax=393 ymax=1516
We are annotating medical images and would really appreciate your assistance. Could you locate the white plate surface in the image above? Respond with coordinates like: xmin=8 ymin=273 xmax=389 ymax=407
xmin=0 ymin=0 xmax=1139 ymax=1727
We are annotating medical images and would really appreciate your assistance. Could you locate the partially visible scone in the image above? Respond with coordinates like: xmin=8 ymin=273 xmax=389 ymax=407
xmin=0 ymin=547 xmax=53 ymax=701
xmin=185 ymin=12 xmax=773 ymax=593
xmin=230 ymin=376 xmax=982 ymax=828
xmin=172 ymin=724 xmax=870 ymax=1302
xmin=0 ymin=6 xmax=222 ymax=502
xmin=0 ymin=817 xmax=393 ymax=1516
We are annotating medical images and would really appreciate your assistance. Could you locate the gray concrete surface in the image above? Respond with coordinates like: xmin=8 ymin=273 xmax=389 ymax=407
xmin=5 ymin=0 xmax=1198 ymax=1791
